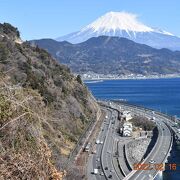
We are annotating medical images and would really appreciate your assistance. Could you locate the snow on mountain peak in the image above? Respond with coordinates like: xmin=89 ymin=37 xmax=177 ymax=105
xmin=57 ymin=11 xmax=177 ymax=49
xmin=82 ymin=11 xmax=154 ymax=33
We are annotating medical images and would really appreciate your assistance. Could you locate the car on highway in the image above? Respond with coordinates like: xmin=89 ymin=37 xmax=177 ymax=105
xmin=84 ymin=142 xmax=91 ymax=152
xmin=96 ymin=158 xmax=100 ymax=162
xmin=93 ymin=169 xmax=98 ymax=175
xmin=108 ymin=174 xmax=112 ymax=179
xmin=149 ymin=159 xmax=156 ymax=164
xmin=96 ymin=139 xmax=100 ymax=144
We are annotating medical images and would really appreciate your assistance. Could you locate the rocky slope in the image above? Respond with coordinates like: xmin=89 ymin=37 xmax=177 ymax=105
xmin=127 ymin=138 xmax=151 ymax=164
xmin=31 ymin=36 xmax=180 ymax=75
xmin=0 ymin=23 xmax=99 ymax=179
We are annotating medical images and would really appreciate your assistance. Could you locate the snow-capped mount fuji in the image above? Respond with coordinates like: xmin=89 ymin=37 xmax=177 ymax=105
xmin=57 ymin=11 xmax=180 ymax=50
xmin=81 ymin=11 xmax=155 ymax=34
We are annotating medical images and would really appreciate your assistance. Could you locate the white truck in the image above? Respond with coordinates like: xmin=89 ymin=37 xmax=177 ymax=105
xmin=96 ymin=139 xmax=100 ymax=144
xmin=94 ymin=169 xmax=98 ymax=174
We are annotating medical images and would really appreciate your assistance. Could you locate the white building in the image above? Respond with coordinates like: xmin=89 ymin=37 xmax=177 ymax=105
xmin=123 ymin=122 xmax=133 ymax=137
xmin=121 ymin=111 xmax=132 ymax=121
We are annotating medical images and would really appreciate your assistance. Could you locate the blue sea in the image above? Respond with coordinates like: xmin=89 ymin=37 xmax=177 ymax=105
xmin=85 ymin=78 xmax=180 ymax=117
xmin=85 ymin=78 xmax=180 ymax=180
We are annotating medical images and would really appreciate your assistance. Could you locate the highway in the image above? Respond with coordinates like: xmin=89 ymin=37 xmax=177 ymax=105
xmin=155 ymin=114 xmax=180 ymax=141
xmin=87 ymin=101 xmax=173 ymax=180
xmin=87 ymin=108 xmax=125 ymax=180
xmin=100 ymin=110 xmax=120 ymax=180
xmin=126 ymin=120 xmax=172 ymax=180
xmin=116 ymin=102 xmax=173 ymax=180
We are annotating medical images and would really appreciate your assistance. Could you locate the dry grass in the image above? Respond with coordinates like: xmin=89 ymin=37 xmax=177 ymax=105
xmin=0 ymin=76 xmax=65 ymax=179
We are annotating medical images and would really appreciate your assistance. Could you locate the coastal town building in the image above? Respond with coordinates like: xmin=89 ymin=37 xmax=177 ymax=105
xmin=121 ymin=111 xmax=132 ymax=121
xmin=123 ymin=122 xmax=133 ymax=137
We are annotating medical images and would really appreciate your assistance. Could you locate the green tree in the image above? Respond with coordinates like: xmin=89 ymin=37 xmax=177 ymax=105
xmin=76 ymin=75 xmax=82 ymax=84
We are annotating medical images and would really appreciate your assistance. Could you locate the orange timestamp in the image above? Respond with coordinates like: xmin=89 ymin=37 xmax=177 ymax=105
xmin=133 ymin=163 xmax=178 ymax=171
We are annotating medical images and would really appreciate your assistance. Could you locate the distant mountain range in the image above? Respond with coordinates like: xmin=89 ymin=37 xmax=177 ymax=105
xmin=30 ymin=36 xmax=180 ymax=75
xmin=56 ymin=12 xmax=180 ymax=51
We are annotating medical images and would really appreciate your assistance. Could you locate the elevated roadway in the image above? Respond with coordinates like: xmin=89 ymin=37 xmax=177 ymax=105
xmin=87 ymin=101 xmax=173 ymax=180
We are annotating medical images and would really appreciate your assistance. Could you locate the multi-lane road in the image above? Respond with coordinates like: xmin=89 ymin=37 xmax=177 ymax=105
xmin=87 ymin=108 xmax=122 ymax=180
xmin=118 ymin=102 xmax=173 ymax=180
xmin=125 ymin=118 xmax=172 ymax=180
xmin=86 ymin=101 xmax=174 ymax=180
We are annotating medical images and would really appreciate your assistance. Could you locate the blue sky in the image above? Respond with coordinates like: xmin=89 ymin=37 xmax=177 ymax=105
xmin=0 ymin=0 xmax=179 ymax=40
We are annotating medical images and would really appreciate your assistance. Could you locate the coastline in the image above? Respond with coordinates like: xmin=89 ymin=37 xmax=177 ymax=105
xmin=83 ymin=75 xmax=180 ymax=81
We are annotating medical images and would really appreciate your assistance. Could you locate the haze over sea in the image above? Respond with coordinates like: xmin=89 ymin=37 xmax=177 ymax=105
xmin=85 ymin=78 xmax=180 ymax=180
